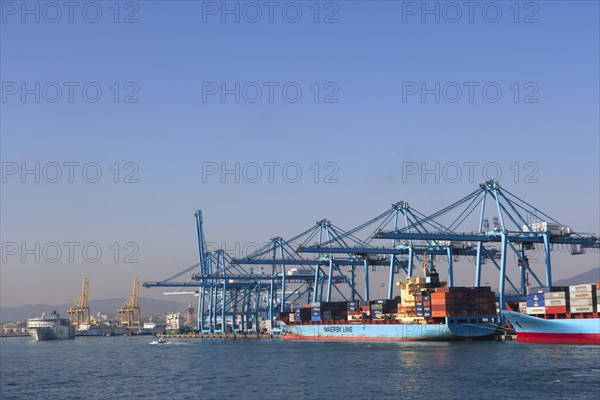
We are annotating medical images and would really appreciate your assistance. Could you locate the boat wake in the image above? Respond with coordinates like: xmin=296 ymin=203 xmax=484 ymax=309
xmin=149 ymin=340 xmax=190 ymax=345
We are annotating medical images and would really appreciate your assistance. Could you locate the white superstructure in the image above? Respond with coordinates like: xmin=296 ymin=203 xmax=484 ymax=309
xmin=26 ymin=311 xmax=75 ymax=341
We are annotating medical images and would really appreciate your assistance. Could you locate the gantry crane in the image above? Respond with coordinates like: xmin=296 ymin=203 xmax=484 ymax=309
xmin=118 ymin=278 xmax=141 ymax=329
xmin=67 ymin=277 xmax=91 ymax=327
xmin=144 ymin=181 xmax=599 ymax=332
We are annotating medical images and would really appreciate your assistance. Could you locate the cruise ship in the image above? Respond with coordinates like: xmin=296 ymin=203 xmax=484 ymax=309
xmin=26 ymin=311 xmax=75 ymax=341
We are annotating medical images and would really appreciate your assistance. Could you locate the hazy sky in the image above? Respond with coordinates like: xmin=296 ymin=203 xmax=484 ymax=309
xmin=1 ymin=1 xmax=599 ymax=307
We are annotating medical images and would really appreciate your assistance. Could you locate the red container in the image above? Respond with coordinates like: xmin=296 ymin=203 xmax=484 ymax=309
xmin=545 ymin=305 xmax=567 ymax=314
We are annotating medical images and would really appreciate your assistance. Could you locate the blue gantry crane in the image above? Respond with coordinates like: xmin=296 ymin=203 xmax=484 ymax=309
xmin=374 ymin=181 xmax=599 ymax=308
xmin=144 ymin=181 xmax=599 ymax=332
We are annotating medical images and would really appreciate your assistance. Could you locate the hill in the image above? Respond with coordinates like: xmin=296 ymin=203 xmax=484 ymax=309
xmin=0 ymin=297 xmax=189 ymax=322
xmin=553 ymin=267 xmax=600 ymax=287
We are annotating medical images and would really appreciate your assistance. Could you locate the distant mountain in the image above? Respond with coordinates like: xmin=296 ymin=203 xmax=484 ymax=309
xmin=0 ymin=298 xmax=189 ymax=322
xmin=553 ymin=268 xmax=600 ymax=287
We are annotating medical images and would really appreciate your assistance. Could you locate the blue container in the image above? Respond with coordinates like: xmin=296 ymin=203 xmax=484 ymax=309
xmin=529 ymin=287 xmax=551 ymax=294
xmin=347 ymin=301 xmax=359 ymax=311
xmin=311 ymin=316 xmax=321 ymax=322
xmin=527 ymin=293 xmax=545 ymax=301
xmin=526 ymin=299 xmax=544 ymax=307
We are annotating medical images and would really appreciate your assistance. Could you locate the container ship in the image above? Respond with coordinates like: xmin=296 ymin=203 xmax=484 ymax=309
xmin=503 ymin=282 xmax=600 ymax=345
xmin=26 ymin=311 xmax=75 ymax=341
xmin=282 ymin=263 xmax=499 ymax=342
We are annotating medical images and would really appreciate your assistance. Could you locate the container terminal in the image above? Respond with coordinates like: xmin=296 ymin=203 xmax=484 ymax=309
xmin=141 ymin=181 xmax=599 ymax=342
xmin=26 ymin=181 xmax=598 ymax=343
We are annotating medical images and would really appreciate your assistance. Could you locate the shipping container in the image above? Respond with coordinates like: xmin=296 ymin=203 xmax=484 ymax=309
xmin=526 ymin=300 xmax=545 ymax=307
xmin=569 ymin=291 xmax=596 ymax=299
xmin=545 ymin=299 xmax=567 ymax=306
xmin=569 ymin=299 xmax=595 ymax=307
xmin=569 ymin=284 xmax=595 ymax=293
xmin=527 ymin=293 xmax=545 ymax=301
xmin=570 ymin=306 xmax=594 ymax=313
xmin=544 ymin=306 xmax=567 ymax=314
xmin=347 ymin=301 xmax=359 ymax=311
xmin=528 ymin=287 xmax=552 ymax=294
xmin=545 ymin=292 xmax=567 ymax=299
xmin=526 ymin=307 xmax=546 ymax=315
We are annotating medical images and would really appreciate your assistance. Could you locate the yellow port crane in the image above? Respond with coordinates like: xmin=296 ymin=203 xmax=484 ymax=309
xmin=67 ymin=278 xmax=91 ymax=327
xmin=118 ymin=278 xmax=141 ymax=329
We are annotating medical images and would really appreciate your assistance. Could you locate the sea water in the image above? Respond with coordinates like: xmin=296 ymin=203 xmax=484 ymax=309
xmin=1 ymin=337 xmax=599 ymax=399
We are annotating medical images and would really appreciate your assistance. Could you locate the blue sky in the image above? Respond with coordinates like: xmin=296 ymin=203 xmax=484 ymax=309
xmin=1 ymin=0 xmax=599 ymax=307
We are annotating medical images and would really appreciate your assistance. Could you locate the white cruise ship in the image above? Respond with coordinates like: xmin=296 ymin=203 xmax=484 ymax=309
xmin=26 ymin=311 xmax=75 ymax=341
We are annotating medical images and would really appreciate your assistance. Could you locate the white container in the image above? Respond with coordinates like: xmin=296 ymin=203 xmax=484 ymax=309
xmin=569 ymin=284 xmax=594 ymax=293
xmin=545 ymin=292 xmax=566 ymax=299
xmin=597 ymin=304 xmax=600 ymax=313
xmin=569 ymin=299 xmax=594 ymax=307
xmin=569 ymin=291 xmax=595 ymax=299
xmin=531 ymin=222 xmax=561 ymax=235
xmin=518 ymin=302 xmax=528 ymax=310
xmin=570 ymin=306 xmax=594 ymax=313
xmin=526 ymin=307 xmax=545 ymax=315
xmin=545 ymin=299 xmax=566 ymax=306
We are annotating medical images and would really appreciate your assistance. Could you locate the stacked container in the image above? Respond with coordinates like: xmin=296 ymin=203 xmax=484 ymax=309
xmin=414 ymin=292 xmax=424 ymax=317
xmin=311 ymin=305 xmax=321 ymax=322
xmin=569 ymin=284 xmax=597 ymax=314
xmin=370 ymin=299 xmax=397 ymax=319
xmin=526 ymin=292 xmax=545 ymax=315
xmin=543 ymin=288 xmax=568 ymax=314
xmin=522 ymin=283 xmax=600 ymax=316
xmin=597 ymin=283 xmax=600 ymax=313
xmin=431 ymin=287 xmax=496 ymax=317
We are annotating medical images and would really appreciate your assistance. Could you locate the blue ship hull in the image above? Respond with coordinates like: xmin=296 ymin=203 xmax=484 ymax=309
xmin=282 ymin=316 xmax=498 ymax=341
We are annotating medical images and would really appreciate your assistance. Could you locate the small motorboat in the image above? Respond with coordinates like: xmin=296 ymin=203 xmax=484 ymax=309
xmin=157 ymin=337 xmax=166 ymax=344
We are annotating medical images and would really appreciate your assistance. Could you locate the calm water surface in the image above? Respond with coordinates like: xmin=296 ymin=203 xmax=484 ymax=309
xmin=1 ymin=336 xmax=599 ymax=399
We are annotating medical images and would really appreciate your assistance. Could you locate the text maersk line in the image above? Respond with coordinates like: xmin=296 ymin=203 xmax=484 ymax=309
xmin=323 ymin=326 xmax=354 ymax=333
